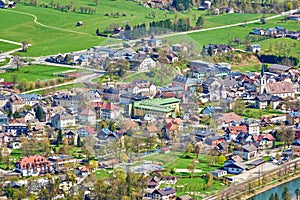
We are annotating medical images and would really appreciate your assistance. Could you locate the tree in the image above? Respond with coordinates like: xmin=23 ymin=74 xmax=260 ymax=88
xmin=186 ymin=143 xmax=194 ymax=157
xmin=35 ymin=105 xmax=44 ymax=122
xmin=187 ymin=159 xmax=196 ymax=178
xmin=282 ymin=187 xmax=291 ymax=200
xmin=269 ymin=193 xmax=275 ymax=200
xmin=286 ymin=2 xmax=293 ymax=10
xmin=22 ymin=41 xmax=29 ymax=52
xmin=218 ymin=154 xmax=226 ymax=165
xmin=109 ymin=120 xmax=117 ymax=131
xmin=196 ymin=15 xmax=206 ymax=28
xmin=274 ymin=193 xmax=279 ymax=200
xmin=83 ymin=135 xmax=96 ymax=159
xmin=12 ymin=54 xmax=22 ymax=70
xmin=194 ymin=142 xmax=203 ymax=158
xmin=77 ymin=135 xmax=82 ymax=147
xmin=56 ymin=129 xmax=63 ymax=146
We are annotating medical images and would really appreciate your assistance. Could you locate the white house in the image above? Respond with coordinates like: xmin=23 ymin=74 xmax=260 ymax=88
xmin=78 ymin=107 xmax=96 ymax=125
xmin=51 ymin=113 xmax=76 ymax=129
xmin=15 ymin=154 xmax=52 ymax=176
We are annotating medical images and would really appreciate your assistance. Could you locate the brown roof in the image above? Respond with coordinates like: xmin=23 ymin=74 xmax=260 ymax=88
xmin=80 ymin=107 xmax=95 ymax=116
xmin=242 ymin=143 xmax=258 ymax=152
xmin=268 ymin=82 xmax=294 ymax=94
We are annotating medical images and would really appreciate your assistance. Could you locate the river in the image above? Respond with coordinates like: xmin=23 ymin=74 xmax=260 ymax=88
xmin=250 ymin=177 xmax=300 ymax=200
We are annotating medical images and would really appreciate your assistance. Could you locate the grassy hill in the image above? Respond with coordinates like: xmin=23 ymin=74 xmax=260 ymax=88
xmin=0 ymin=0 xmax=269 ymax=57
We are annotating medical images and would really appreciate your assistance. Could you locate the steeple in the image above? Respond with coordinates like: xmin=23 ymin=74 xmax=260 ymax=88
xmin=259 ymin=64 xmax=267 ymax=95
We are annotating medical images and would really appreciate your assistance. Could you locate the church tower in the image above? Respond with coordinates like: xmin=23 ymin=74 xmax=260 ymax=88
xmin=259 ymin=64 xmax=267 ymax=94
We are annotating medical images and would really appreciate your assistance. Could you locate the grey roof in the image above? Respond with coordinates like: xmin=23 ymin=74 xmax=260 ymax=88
xmin=154 ymin=188 xmax=176 ymax=196
xmin=269 ymin=64 xmax=293 ymax=72
xmin=242 ymin=143 xmax=258 ymax=152
xmin=190 ymin=60 xmax=214 ymax=68
xmin=19 ymin=94 xmax=41 ymax=101
xmin=288 ymin=112 xmax=300 ymax=118
xmin=172 ymin=75 xmax=200 ymax=85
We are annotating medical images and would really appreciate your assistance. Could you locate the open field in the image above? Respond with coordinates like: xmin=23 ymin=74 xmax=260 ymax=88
xmin=0 ymin=0 xmax=273 ymax=57
xmin=0 ymin=41 xmax=20 ymax=52
xmin=231 ymin=63 xmax=262 ymax=72
xmin=166 ymin=19 xmax=300 ymax=55
xmin=237 ymin=108 xmax=284 ymax=119
xmin=0 ymin=64 xmax=75 ymax=82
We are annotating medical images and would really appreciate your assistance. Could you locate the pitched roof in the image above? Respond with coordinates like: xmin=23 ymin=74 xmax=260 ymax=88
xmin=218 ymin=112 xmax=243 ymax=123
xmin=83 ymin=126 xmax=97 ymax=134
xmin=228 ymin=125 xmax=248 ymax=135
xmin=101 ymin=102 xmax=116 ymax=111
xmin=153 ymin=188 xmax=176 ymax=196
xmin=269 ymin=64 xmax=293 ymax=72
xmin=253 ymin=134 xmax=275 ymax=142
xmin=268 ymin=82 xmax=294 ymax=94
xmin=242 ymin=143 xmax=258 ymax=152
xmin=17 ymin=154 xmax=50 ymax=170
xmin=80 ymin=107 xmax=95 ymax=116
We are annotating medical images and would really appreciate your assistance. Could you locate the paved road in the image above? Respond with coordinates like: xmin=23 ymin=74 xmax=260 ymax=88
xmin=0 ymin=39 xmax=22 ymax=46
xmin=22 ymin=72 xmax=103 ymax=94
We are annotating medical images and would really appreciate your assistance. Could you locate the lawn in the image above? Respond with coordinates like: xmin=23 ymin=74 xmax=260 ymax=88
xmin=95 ymin=169 xmax=110 ymax=179
xmin=176 ymin=176 xmax=226 ymax=197
xmin=231 ymin=63 xmax=262 ymax=72
xmin=0 ymin=41 xmax=20 ymax=52
xmin=237 ymin=108 xmax=284 ymax=119
xmin=0 ymin=64 xmax=75 ymax=82
xmin=0 ymin=58 xmax=10 ymax=67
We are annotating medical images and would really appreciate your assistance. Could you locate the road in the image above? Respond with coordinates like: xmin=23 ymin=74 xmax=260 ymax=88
xmin=21 ymin=72 xmax=103 ymax=94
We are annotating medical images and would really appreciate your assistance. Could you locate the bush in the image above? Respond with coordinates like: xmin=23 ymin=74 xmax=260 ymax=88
xmin=104 ymin=12 xmax=110 ymax=16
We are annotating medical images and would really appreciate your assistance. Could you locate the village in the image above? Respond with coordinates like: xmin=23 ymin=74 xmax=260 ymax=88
xmin=0 ymin=32 xmax=299 ymax=199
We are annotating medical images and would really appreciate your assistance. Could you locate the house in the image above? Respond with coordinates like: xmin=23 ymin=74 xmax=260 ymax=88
xmin=176 ymin=195 xmax=193 ymax=200
xmin=234 ymin=143 xmax=258 ymax=160
xmin=48 ymin=155 xmax=76 ymax=172
xmin=129 ymin=54 xmax=156 ymax=71
xmin=268 ymin=82 xmax=294 ymax=99
xmin=291 ymin=140 xmax=300 ymax=156
xmin=211 ymin=169 xmax=227 ymax=178
xmin=254 ymin=94 xmax=271 ymax=109
xmin=78 ymin=106 xmax=96 ymax=125
xmin=51 ymin=113 xmax=76 ymax=129
xmin=204 ymin=136 xmax=224 ymax=147
xmin=171 ymin=75 xmax=201 ymax=91
xmin=78 ymin=127 xmax=97 ymax=137
xmin=103 ymin=87 xmax=120 ymax=102
xmin=225 ymin=125 xmax=248 ymax=141
xmin=146 ymin=188 xmax=176 ymax=200
xmin=253 ymin=134 xmax=275 ymax=149
xmin=268 ymin=64 xmax=293 ymax=74
xmin=99 ymin=102 xmax=120 ymax=119
xmin=215 ymin=112 xmax=243 ymax=127
xmin=224 ymin=162 xmax=247 ymax=174
xmin=127 ymin=79 xmax=157 ymax=95
xmin=246 ymin=44 xmax=261 ymax=53
xmin=250 ymin=28 xmax=265 ymax=35
xmin=75 ymin=166 xmax=89 ymax=177
xmin=0 ymin=111 xmax=8 ymax=125
xmin=15 ymin=154 xmax=51 ymax=176
xmin=287 ymin=112 xmax=300 ymax=126
xmin=216 ymin=142 xmax=229 ymax=154
xmin=147 ymin=176 xmax=160 ymax=189
xmin=2 ymin=124 xmax=29 ymax=136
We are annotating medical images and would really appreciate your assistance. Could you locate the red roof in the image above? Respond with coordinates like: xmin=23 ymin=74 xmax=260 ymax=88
xmin=228 ymin=125 xmax=248 ymax=135
xmin=254 ymin=134 xmax=275 ymax=142
xmin=17 ymin=154 xmax=50 ymax=170
xmin=84 ymin=126 xmax=97 ymax=134
xmin=166 ymin=122 xmax=178 ymax=131
xmin=100 ymin=102 xmax=116 ymax=111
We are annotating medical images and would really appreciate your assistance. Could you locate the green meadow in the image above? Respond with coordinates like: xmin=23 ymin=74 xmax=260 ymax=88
xmin=166 ymin=18 xmax=300 ymax=55
xmin=0 ymin=0 xmax=273 ymax=57
xmin=0 ymin=65 xmax=75 ymax=82
xmin=0 ymin=42 xmax=20 ymax=52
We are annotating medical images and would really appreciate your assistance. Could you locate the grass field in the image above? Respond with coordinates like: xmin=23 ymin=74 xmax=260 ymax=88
xmin=0 ymin=64 xmax=75 ymax=82
xmin=0 ymin=41 xmax=20 ymax=52
xmin=27 ymin=82 xmax=86 ymax=95
xmin=121 ymin=66 xmax=178 ymax=86
xmin=0 ymin=58 xmax=10 ymax=67
xmin=237 ymin=108 xmax=284 ymax=119
xmin=0 ymin=0 xmax=272 ymax=57
xmin=166 ymin=19 xmax=300 ymax=54
xmin=231 ymin=63 xmax=262 ymax=72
